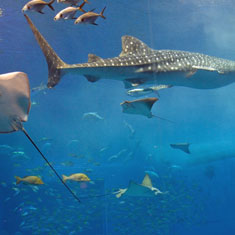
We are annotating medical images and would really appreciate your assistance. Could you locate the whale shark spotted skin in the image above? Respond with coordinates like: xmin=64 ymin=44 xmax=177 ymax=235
xmin=25 ymin=14 xmax=235 ymax=89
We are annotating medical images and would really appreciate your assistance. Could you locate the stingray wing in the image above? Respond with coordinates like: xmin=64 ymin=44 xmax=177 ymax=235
xmin=125 ymin=181 xmax=154 ymax=197
xmin=0 ymin=72 xmax=30 ymax=133
xmin=141 ymin=174 xmax=153 ymax=188
xmin=121 ymin=98 xmax=158 ymax=117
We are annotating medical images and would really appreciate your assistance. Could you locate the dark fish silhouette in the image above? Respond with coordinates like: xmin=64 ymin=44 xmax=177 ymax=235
xmin=170 ymin=143 xmax=191 ymax=154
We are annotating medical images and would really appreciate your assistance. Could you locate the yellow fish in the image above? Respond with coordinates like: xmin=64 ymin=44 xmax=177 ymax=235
xmin=15 ymin=176 xmax=44 ymax=185
xmin=62 ymin=173 xmax=90 ymax=182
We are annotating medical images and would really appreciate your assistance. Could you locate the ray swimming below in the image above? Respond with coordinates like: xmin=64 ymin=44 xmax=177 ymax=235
xmin=25 ymin=14 xmax=235 ymax=90
xmin=0 ymin=72 xmax=81 ymax=203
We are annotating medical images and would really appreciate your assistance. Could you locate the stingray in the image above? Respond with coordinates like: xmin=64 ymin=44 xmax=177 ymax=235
xmin=120 ymin=97 xmax=173 ymax=122
xmin=170 ymin=143 xmax=191 ymax=154
xmin=115 ymin=174 xmax=166 ymax=198
xmin=0 ymin=72 xmax=80 ymax=202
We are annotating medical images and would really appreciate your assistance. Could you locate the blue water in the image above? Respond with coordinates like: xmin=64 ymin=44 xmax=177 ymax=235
xmin=1 ymin=0 xmax=235 ymax=234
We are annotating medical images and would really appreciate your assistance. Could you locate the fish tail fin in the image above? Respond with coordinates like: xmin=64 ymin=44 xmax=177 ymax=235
xmin=48 ymin=0 xmax=55 ymax=11
xmin=115 ymin=192 xmax=122 ymax=198
xmin=62 ymin=175 xmax=68 ymax=182
xmin=15 ymin=176 xmax=21 ymax=185
xmin=84 ymin=0 xmax=90 ymax=4
xmin=78 ymin=2 xmax=86 ymax=13
xmin=100 ymin=6 xmax=106 ymax=19
xmin=24 ymin=14 xmax=67 ymax=88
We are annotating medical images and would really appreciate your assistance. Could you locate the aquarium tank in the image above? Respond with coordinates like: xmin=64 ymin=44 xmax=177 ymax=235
xmin=1 ymin=0 xmax=235 ymax=234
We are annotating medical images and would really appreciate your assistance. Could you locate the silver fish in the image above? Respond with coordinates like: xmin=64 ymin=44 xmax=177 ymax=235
xmin=22 ymin=0 xmax=55 ymax=14
xmin=54 ymin=3 xmax=86 ymax=21
xmin=24 ymin=14 xmax=235 ymax=89
xmin=74 ymin=7 xmax=106 ymax=25
xmin=127 ymin=84 xmax=173 ymax=97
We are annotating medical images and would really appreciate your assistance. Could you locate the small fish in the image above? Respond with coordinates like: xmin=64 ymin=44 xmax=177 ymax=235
xmin=169 ymin=164 xmax=182 ymax=170
xmin=108 ymin=155 xmax=118 ymax=161
xmin=31 ymin=82 xmax=47 ymax=92
xmin=31 ymin=185 xmax=40 ymax=192
xmin=127 ymin=85 xmax=173 ymax=97
xmin=62 ymin=173 xmax=90 ymax=182
xmin=24 ymin=205 xmax=37 ymax=211
xmin=144 ymin=170 xmax=159 ymax=178
xmin=74 ymin=7 xmax=106 ymax=25
xmin=38 ymin=137 xmax=52 ymax=142
xmin=12 ymin=187 xmax=21 ymax=196
xmin=14 ymin=202 xmax=25 ymax=212
xmin=82 ymin=112 xmax=104 ymax=121
xmin=61 ymin=160 xmax=75 ymax=167
xmin=123 ymin=120 xmax=135 ymax=137
xmin=22 ymin=0 xmax=55 ymax=14
xmin=57 ymin=0 xmax=89 ymax=6
xmin=99 ymin=147 xmax=108 ymax=152
xmin=22 ymin=212 xmax=29 ymax=216
xmin=54 ymin=3 xmax=86 ymax=21
xmin=15 ymin=176 xmax=44 ymax=185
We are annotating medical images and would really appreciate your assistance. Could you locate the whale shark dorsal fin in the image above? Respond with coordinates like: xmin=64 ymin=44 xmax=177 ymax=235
xmin=141 ymin=174 xmax=153 ymax=188
xmin=88 ymin=54 xmax=102 ymax=63
xmin=120 ymin=36 xmax=153 ymax=57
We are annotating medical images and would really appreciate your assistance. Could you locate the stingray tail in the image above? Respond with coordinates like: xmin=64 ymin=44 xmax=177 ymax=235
xmin=24 ymin=14 xmax=67 ymax=88
xmin=21 ymin=128 xmax=81 ymax=203
xmin=152 ymin=114 xmax=175 ymax=124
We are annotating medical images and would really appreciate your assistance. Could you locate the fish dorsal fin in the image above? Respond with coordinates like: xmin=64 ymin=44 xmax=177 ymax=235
xmin=88 ymin=54 xmax=102 ymax=63
xmin=120 ymin=36 xmax=153 ymax=57
xmin=141 ymin=174 xmax=153 ymax=188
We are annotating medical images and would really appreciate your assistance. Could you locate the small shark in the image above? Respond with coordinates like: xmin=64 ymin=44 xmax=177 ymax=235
xmin=24 ymin=15 xmax=235 ymax=89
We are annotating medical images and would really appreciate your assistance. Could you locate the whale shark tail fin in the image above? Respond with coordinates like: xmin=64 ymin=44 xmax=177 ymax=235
xmin=24 ymin=14 xmax=68 ymax=88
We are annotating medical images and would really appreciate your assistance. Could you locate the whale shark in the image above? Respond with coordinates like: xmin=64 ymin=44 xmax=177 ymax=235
xmin=24 ymin=14 xmax=235 ymax=89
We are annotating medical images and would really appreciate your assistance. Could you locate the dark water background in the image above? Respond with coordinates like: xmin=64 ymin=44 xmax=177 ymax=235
xmin=1 ymin=0 xmax=235 ymax=234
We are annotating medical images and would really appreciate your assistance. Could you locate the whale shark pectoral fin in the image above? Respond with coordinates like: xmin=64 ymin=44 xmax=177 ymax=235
xmin=185 ymin=69 xmax=197 ymax=78
xmin=88 ymin=54 xmax=102 ymax=63
xmin=84 ymin=75 xmax=100 ymax=82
